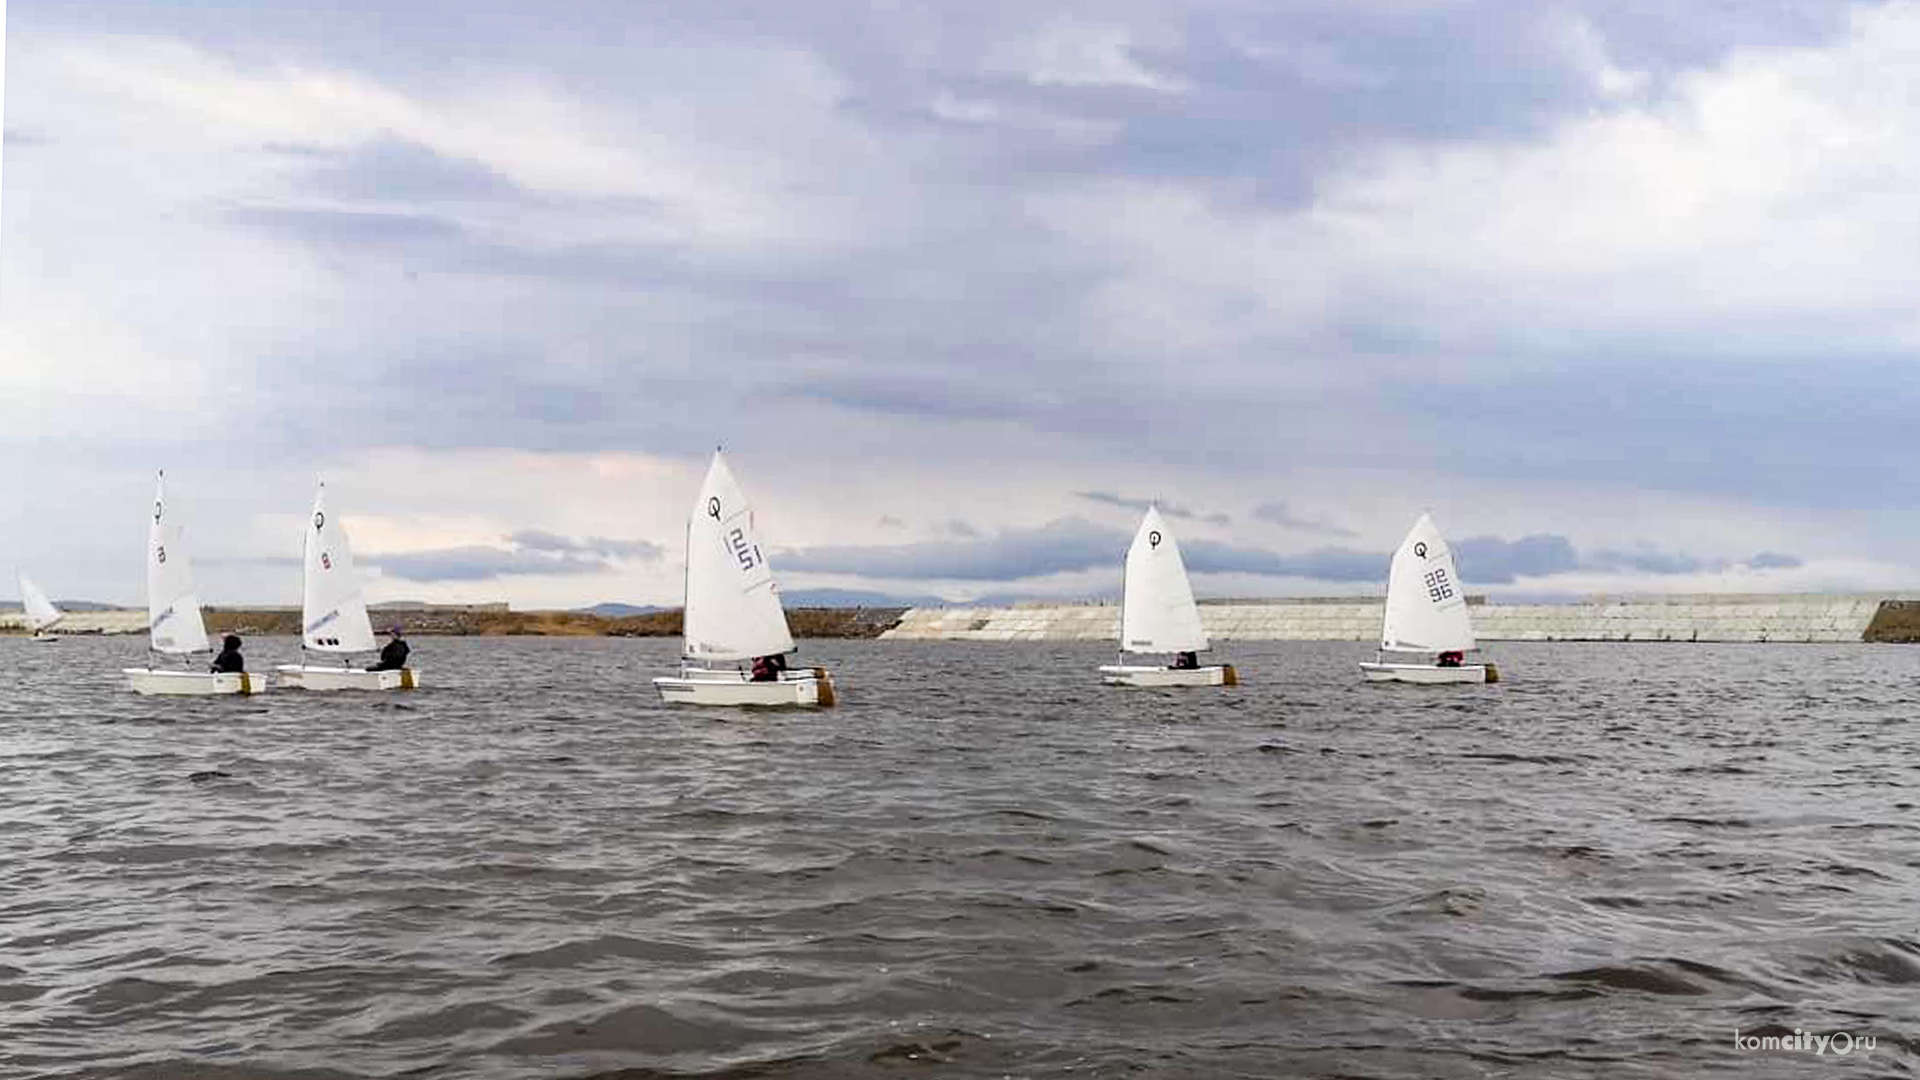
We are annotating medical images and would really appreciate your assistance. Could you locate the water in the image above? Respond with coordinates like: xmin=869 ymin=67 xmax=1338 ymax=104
xmin=2 ymin=636 xmax=1915 ymax=1078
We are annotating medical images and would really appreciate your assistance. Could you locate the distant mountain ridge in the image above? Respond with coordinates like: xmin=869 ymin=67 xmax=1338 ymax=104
xmin=572 ymin=602 xmax=664 ymax=617
xmin=0 ymin=599 xmax=132 ymax=612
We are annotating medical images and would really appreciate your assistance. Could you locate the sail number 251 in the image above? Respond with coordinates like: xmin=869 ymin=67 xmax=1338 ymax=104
xmin=727 ymin=527 xmax=762 ymax=572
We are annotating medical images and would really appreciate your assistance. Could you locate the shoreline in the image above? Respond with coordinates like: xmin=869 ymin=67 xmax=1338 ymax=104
xmin=10 ymin=594 xmax=1920 ymax=642
xmin=0 ymin=606 xmax=910 ymax=639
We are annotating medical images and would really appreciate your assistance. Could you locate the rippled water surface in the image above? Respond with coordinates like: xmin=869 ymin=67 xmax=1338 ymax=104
xmin=3 ymin=636 xmax=1918 ymax=1078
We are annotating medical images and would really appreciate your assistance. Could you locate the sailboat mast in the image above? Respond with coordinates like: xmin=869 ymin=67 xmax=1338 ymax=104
xmin=299 ymin=494 xmax=310 ymax=667
xmin=680 ymin=496 xmax=693 ymax=667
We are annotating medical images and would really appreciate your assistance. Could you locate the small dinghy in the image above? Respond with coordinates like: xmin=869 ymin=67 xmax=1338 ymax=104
xmin=1099 ymin=506 xmax=1238 ymax=687
xmin=18 ymin=572 xmax=64 ymax=643
xmin=277 ymin=481 xmax=420 ymax=691
xmin=1359 ymin=512 xmax=1499 ymax=685
xmin=124 ymin=472 xmax=267 ymax=696
xmin=653 ymin=451 xmax=835 ymax=707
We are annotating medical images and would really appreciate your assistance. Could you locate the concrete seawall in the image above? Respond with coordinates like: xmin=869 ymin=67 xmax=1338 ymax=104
xmin=884 ymin=594 xmax=1920 ymax=644
xmin=0 ymin=611 xmax=149 ymax=635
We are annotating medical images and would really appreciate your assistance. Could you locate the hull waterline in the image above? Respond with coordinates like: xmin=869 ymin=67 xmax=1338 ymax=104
xmin=124 ymin=669 xmax=268 ymax=696
xmin=276 ymin=665 xmax=419 ymax=691
xmin=1099 ymin=664 xmax=1238 ymax=687
xmin=654 ymin=667 xmax=836 ymax=707
xmin=1359 ymin=662 xmax=1496 ymax=685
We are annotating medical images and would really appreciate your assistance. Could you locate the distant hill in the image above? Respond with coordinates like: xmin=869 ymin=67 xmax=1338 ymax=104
xmin=573 ymin=602 xmax=664 ymax=617
xmin=0 ymin=599 xmax=131 ymax=612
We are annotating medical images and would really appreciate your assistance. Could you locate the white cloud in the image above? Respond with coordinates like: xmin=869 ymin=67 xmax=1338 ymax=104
xmin=988 ymin=21 xmax=1185 ymax=92
xmin=1229 ymin=34 xmax=1389 ymax=90
xmin=1022 ymin=2 xmax=1920 ymax=362
xmin=35 ymin=34 xmax=880 ymax=250
xmin=1551 ymin=13 xmax=1649 ymax=100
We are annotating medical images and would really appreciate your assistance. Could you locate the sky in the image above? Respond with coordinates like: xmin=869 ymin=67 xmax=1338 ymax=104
xmin=4 ymin=0 xmax=1918 ymax=609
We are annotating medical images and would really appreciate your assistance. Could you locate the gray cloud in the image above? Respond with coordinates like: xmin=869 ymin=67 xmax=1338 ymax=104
xmin=1250 ymin=501 xmax=1355 ymax=538
xmin=1181 ymin=539 xmax=1381 ymax=582
xmin=369 ymin=546 xmax=613 ymax=582
xmin=779 ymin=522 xmax=1790 ymax=589
xmin=226 ymin=204 xmax=466 ymax=247
xmin=781 ymin=517 xmax=1127 ymax=580
xmin=1182 ymin=534 xmax=1586 ymax=586
xmin=300 ymin=136 xmax=521 ymax=202
xmin=370 ymin=532 xmax=662 ymax=582
xmin=1075 ymin=490 xmax=1231 ymax=525
xmin=506 ymin=530 xmax=664 ymax=561
xmin=1746 ymin=551 xmax=1803 ymax=570
xmin=1585 ymin=546 xmax=1709 ymax=576
xmin=1455 ymin=535 xmax=1581 ymax=584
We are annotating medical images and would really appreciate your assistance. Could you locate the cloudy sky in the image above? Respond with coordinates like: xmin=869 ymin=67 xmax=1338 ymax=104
xmin=5 ymin=0 xmax=1918 ymax=609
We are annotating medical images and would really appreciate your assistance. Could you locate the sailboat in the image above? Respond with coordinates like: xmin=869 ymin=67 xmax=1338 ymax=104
xmin=123 ymin=471 xmax=267 ymax=695
xmin=1359 ymin=512 xmax=1499 ymax=684
xmin=652 ymin=451 xmax=836 ymax=707
xmin=276 ymin=481 xmax=420 ymax=691
xmin=18 ymin=573 xmax=64 ymax=642
xmin=1099 ymin=506 xmax=1238 ymax=686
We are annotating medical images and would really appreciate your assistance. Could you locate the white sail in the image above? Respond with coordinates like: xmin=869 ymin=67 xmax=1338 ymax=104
xmin=301 ymin=481 xmax=377 ymax=653
xmin=146 ymin=471 xmax=210 ymax=655
xmin=1380 ymin=512 xmax=1476 ymax=654
xmin=681 ymin=452 xmax=795 ymax=662
xmin=18 ymin=573 xmax=62 ymax=633
xmin=1120 ymin=506 xmax=1208 ymax=654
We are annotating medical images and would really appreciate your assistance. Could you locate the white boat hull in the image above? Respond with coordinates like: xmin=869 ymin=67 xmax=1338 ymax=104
xmin=124 ymin=668 xmax=269 ymax=696
xmin=1360 ymin=661 xmax=1498 ymax=684
xmin=653 ymin=667 xmax=836 ymax=707
xmin=1099 ymin=664 xmax=1238 ymax=687
xmin=30 ymin=633 xmax=59 ymax=644
xmin=276 ymin=665 xmax=419 ymax=691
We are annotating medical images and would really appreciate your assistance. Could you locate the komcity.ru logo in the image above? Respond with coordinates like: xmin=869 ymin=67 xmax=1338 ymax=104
xmin=1734 ymin=1028 xmax=1875 ymax=1056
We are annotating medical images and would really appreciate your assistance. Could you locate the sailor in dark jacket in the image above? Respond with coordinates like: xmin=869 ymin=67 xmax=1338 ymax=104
xmin=210 ymin=635 xmax=245 ymax=673
xmin=368 ymin=626 xmax=410 ymax=671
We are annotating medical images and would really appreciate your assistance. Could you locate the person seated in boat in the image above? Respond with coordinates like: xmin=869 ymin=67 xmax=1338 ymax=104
xmin=1170 ymin=651 xmax=1199 ymax=670
xmin=1436 ymin=650 xmax=1464 ymax=667
xmin=367 ymin=626 xmax=410 ymax=671
xmin=210 ymin=635 xmax=245 ymax=673
xmin=749 ymin=653 xmax=789 ymax=682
